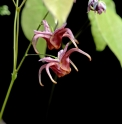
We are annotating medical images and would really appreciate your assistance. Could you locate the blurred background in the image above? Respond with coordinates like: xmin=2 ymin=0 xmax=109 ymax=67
xmin=0 ymin=0 xmax=122 ymax=123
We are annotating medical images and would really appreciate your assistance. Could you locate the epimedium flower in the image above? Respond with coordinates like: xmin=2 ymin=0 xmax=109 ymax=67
xmin=38 ymin=43 xmax=91 ymax=86
xmin=32 ymin=20 xmax=79 ymax=54
xmin=87 ymin=0 xmax=106 ymax=14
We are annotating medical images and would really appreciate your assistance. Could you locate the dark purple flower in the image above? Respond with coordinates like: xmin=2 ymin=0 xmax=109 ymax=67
xmin=95 ymin=1 xmax=106 ymax=14
xmin=87 ymin=0 xmax=98 ymax=12
xmin=87 ymin=0 xmax=106 ymax=14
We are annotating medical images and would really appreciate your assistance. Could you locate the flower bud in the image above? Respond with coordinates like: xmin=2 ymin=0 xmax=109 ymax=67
xmin=96 ymin=1 xmax=106 ymax=14
xmin=87 ymin=0 xmax=106 ymax=14
xmin=87 ymin=0 xmax=98 ymax=12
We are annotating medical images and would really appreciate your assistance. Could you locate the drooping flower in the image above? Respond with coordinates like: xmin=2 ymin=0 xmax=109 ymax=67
xmin=87 ymin=0 xmax=106 ymax=14
xmin=32 ymin=20 xmax=79 ymax=54
xmin=38 ymin=43 xmax=91 ymax=86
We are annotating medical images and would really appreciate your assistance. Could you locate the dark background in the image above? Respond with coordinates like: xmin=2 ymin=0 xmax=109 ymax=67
xmin=0 ymin=0 xmax=122 ymax=123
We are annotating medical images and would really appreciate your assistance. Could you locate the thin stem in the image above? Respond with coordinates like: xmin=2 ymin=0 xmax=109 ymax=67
xmin=16 ymin=11 xmax=49 ymax=72
xmin=12 ymin=0 xmax=17 ymax=8
xmin=15 ymin=10 xmax=19 ymax=69
xmin=19 ymin=0 xmax=27 ymax=9
xmin=13 ymin=2 xmax=18 ymax=71
xmin=26 ymin=53 xmax=57 ymax=59
xmin=54 ymin=21 xmax=58 ymax=30
xmin=16 ymin=42 xmax=31 ymax=72
xmin=37 ymin=11 xmax=49 ymax=30
xmin=0 ymin=10 xmax=48 ymax=120
xmin=0 ymin=73 xmax=17 ymax=119
xmin=0 ymin=0 xmax=21 ymax=120
xmin=69 ymin=20 xmax=90 ymax=46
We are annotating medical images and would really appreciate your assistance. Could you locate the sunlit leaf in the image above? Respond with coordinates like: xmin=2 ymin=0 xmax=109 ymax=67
xmin=89 ymin=8 xmax=122 ymax=66
xmin=88 ymin=0 xmax=116 ymax=51
xmin=21 ymin=0 xmax=55 ymax=58
xmin=42 ymin=0 xmax=74 ymax=27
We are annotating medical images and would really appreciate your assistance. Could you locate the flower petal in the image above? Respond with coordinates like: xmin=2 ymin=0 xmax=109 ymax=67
xmin=50 ymin=28 xmax=67 ymax=49
xmin=38 ymin=64 xmax=47 ymax=86
xmin=34 ymin=30 xmax=52 ymax=35
xmin=63 ymin=48 xmax=92 ymax=61
xmin=69 ymin=59 xmax=78 ymax=72
xmin=58 ymin=50 xmax=63 ymax=59
xmin=50 ymin=63 xmax=71 ymax=78
xmin=42 ymin=20 xmax=51 ymax=32
xmin=58 ymin=43 xmax=69 ymax=61
xmin=54 ymin=23 xmax=67 ymax=34
xmin=33 ymin=33 xmax=51 ymax=42
xmin=32 ymin=33 xmax=52 ymax=53
xmin=39 ymin=57 xmax=59 ymax=63
xmin=62 ymin=34 xmax=78 ymax=48
xmin=63 ymin=28 xmax=79 ymax=45
xmin=46 ymin=63 xmax=57 ymax=84
xmin=64 ymin=28 xmax=75 ymax=38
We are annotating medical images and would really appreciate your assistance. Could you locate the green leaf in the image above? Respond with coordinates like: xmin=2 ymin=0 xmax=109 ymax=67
xmin=103 ymin=0 xmax=116 ymax=12
xmin=88 ymin=0 xmax=116 ymax=51
xmin=89 ymin=8 xmax=122 ymax=66
xmin=42 ymin=0 xmax=74 ymax=27
xmin=21 ymin=0 xmax=55 ymax=58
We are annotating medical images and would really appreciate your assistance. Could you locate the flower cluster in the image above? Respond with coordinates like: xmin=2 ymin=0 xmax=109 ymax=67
xmin=32 ymin=0 xmax=107 ymax=86
xmin=33 ymin=20 xmax=91 ymax=86
xmin=87 ymin=0 xmax=106 ymax=14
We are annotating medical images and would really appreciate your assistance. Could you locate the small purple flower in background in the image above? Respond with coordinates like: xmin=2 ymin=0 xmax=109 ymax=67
xmin=38 ymin=43 xmax=91 ymax=86
xmin=32 ymin=20 xmax=79 ymax=54
xmin=95 ymin=1 xmax=106 ymax=14
xmin=87 ymin=0 xmax=98 ymax=12
xmin=87 ymin=0 xmax=106 ymax=14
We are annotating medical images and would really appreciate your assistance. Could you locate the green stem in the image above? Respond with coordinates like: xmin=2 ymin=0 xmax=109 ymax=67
xmin=16 ymin=42 xmax=32 ymax=72
xmin=16 ymin=11 xmax=49 ymax=72
xmin=0 ymin=72 xmax=17 ymax=120
xmin=0 ymin=0 xmax=19 ymax=117
xmin=13 ymin=1 xmax=19 ymax=71
xmin=69 ymin=20 xmax=90 ymax=46
xmin=0 ymin=1 xmax=19 ymax=118
xmin=15 ymin=10 xmax=19 ymax=69
xmin=19 ymin=0 xmax=27 ymax=9
xmin=12 ymin=0 xmax=17 ymax=8
xmin=0 ymin=9 xmax=49 ymax=120
xmin=0 ymin=0 xmax=26 ymax=120
xmin=26 ymin=53 xmax=57 ymax=59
